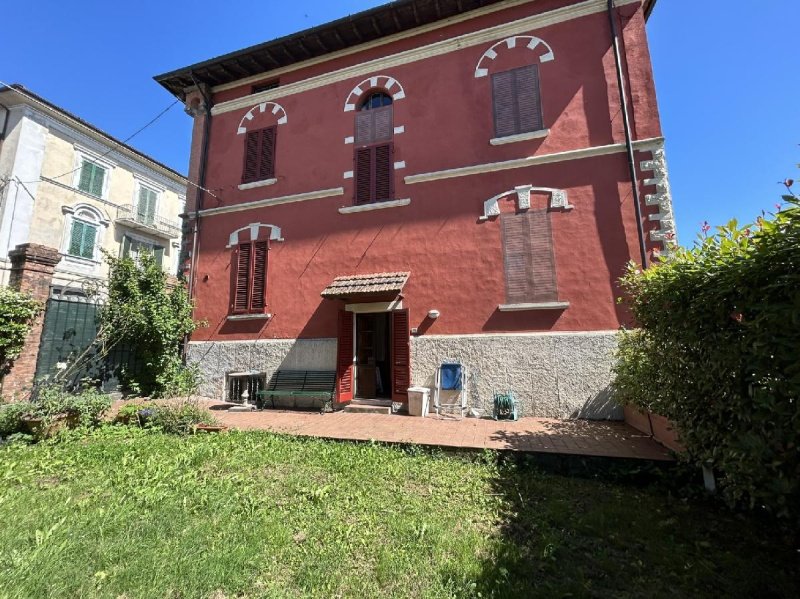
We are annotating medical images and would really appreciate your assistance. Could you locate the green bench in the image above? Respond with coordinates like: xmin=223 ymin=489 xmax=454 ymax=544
xmin=256 ymin=370 xmax=337 ymax=413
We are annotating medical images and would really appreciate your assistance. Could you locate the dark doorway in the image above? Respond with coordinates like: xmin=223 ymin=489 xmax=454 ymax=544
xmin=355 ymin=312 xmax=391 ymax=399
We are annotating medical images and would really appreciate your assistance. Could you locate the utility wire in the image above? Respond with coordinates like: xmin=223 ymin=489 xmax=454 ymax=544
xmin=0 ymin=81 xmax=219 ymax=200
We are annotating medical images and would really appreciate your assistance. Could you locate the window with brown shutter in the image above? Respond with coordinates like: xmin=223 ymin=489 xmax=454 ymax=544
xmin=492 ymin=64 xmax=543 ymax=138
xmin=231 ymin=240 xmax=269 ymax=314
xmin=354 ymin=143 xmax=394 ymax=204
xmin=241 ymin=126 xmax=277 ymax=184
xmin=500 ymin=210 xmax=558 ymax=304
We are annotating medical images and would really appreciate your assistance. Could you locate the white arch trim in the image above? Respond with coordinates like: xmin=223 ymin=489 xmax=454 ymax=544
xmin=479 ymin=185 xmax=572 ymax=220
xmin=474 ymin=36 xmax=555 ymax=78
xmin=344 ymin=75 xmax=406 ymax=112
xmin=237 ymin=102 xmax=288 ymax=135
xmin=226 ymin=223 xmax=284 ymax=248
xmin=62 ymin=203 xmax=111 ymax=226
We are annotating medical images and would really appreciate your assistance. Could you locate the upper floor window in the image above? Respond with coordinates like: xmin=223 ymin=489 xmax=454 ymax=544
xmin=136 ymin=184 xmax=158 ymax=226
xmin=232 ymin=240 xmax=268 ymax=314
xmin=122 ymin=235 xmax=164 ymax=267
xmin=77 ymin=159 xmax=107 ymax=197
xmin=242 ymin=126 xmax=276 ymax=184
xmin=492 ymin=64 xmax=544 ymax=138
xmin=354 ymin=91 xmax=394 ymax=204
xmin=67 ymin=208 xmax=100 ymax=260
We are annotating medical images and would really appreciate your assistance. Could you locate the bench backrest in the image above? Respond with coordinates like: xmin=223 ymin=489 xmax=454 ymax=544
xmin=267 ymin=370 xmax=336 ymax=392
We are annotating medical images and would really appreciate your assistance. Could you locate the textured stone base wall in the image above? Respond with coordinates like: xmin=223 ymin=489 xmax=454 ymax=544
xmin=187 ymin=338 xmax=337 ymax=400
xmin=188 ymin=331 xmax=621 ymax=420
xmin=411 ymin=331 xmax=621 ymax=420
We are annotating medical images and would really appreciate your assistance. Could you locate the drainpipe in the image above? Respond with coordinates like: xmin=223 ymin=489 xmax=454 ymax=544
xmin=608 ymin=0 xmax=648 ymax=268
xmin=187 ymin=72 xmax=212 ymax=307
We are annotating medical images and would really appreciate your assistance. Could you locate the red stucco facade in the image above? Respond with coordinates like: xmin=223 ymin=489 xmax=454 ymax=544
xmin=164 ymin=0 xmax=673 ymax=411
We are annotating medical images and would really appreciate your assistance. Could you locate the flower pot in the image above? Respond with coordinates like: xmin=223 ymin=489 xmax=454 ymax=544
xmin=21 ymin=414 xmax=70 ymax=439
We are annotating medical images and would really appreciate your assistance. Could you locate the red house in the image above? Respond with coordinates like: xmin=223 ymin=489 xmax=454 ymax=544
xmin=155 ymin=0 xmax=673 ymax=418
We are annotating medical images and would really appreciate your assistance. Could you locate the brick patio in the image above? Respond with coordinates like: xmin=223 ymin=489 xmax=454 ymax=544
xmin=206 ymin=403 xmax=673 ymax=461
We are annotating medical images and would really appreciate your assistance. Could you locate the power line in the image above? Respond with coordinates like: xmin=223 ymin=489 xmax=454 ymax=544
xmin=0 ymin=80 xmax=219 ymax=199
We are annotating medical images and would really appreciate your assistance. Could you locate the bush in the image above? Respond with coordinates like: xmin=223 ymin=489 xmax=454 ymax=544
xmin=613 ymin=199 xmax=800 ymax=519
xmin=34 ymin=385 xmax=112 ymax=427
xmin=0 ymin=287 xmax=42 ymax=375
xmin=0 ymin=401 xmax=31 ymax=438
xmin=146 ymin=402 xmax=217 ymax=435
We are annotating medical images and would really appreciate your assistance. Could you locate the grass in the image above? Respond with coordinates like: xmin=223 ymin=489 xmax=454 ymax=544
xmin=0 ymin=427 xmax=796 ymax=598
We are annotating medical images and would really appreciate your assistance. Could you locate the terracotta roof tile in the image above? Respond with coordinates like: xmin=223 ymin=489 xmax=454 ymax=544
xmin=320 ymin=272 xmax=410 ymax=298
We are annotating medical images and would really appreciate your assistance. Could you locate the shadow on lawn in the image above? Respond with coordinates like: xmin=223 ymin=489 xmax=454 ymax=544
xmin=447 ymin=449 xmax=798 ymax=599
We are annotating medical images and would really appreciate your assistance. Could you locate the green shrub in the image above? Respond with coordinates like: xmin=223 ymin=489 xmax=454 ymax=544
xmin=145 ymin=402 xmax=217 ymax=435
xmin=613 ymin=199 xmax=800 ymax=519
xmin=32 ymin=385 xmax=112 ymax=427
xmin=0 ymin=287 xmax=42 ymax=375
xmin=0 ymin=401 xmax=32 ymax=438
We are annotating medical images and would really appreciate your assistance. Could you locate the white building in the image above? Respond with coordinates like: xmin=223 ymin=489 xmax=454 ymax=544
xmin=0 ymin=84 xmax=186 ymax=296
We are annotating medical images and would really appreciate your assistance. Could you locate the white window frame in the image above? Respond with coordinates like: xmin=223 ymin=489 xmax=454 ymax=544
xmin=132 ymin=176 xmax=164 ymax=221
xmin=60 ymin=204 xmax=109 ymax=273
xmin=121 ymin=230 xmax=167 ymax=270
xmin=72 ymin=149 xmax=114 ymax=200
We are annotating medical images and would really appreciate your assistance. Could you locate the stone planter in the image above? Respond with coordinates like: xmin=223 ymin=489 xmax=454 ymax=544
xmin=21 ymin=412 xmax=79 ymax=439
xmin=623 ymin=405 xmax=684 ymax=453
xmin=623 ymin=405 xmax=652 ymax=436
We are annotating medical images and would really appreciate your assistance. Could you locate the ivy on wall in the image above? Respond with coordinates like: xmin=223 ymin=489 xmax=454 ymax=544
xmin=613 ymin=191 xmax=800 ymax=520
xmin=0 ymin=287 xmax=42 ymax=376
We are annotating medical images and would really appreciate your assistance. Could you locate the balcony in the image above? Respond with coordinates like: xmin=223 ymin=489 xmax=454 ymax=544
xmin=115 ymin=204 xmax=181 ymax=239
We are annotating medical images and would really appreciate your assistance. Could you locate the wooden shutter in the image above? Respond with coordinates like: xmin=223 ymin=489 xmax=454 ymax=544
xmin=374 ymin=143 xmax=393 ymax=202
xmin=78 ymin=161 xmax=93 ymax=193
xmin=355 ymin=111 xmax=374 ymax=145
xmin=492 ymin=70 xmax=517 ymax=138
xmin=527 ymin=209 xmax=558 ymax=302
xmin=492 ymin=65 xmax=543 ymax=137
xmin=68 ymin=221 xmax=86 ymax=256
xmin=391 ymin=309 xmax=410 ymax=402
xmin=153 ymin=246 xmax=165 ymax=268
xmin=232 ymin=243 xmax=252 ymax=313
xmin=242 ymin=131 xmax=260 ymax=183
xmin=138 ymin=187 xmax=157 ymax=224
xmin=250 ymin=240 xmax=268 ymax=312
xmin=515 ymin=65 xmax=543 ymax=133
xmin=258 ymin=127 xmax=276 ymax=180
xmin=81 ymin=225 xmax=97 ymax=259
xmin=89 ymin=164 xmax=104 ymax=197
xmin=121 ymin=235 xmax=131 ymax=258
xmin=501 ymin=210 xmax=558 ymax=304
xmin=373 ymin=105 xmax=393 ymax=142
xmin=355 ymin=147 xmax=373 ymax=204
xmin=336 ymin=310 xmax=354 ymax=402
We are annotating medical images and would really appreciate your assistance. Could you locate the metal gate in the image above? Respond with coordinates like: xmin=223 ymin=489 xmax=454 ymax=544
xmin=35 ymin=294 xmax=143 ymax=391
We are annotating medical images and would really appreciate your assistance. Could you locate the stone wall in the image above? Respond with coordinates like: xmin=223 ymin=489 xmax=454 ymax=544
xmin=187 ymin=331 xmax=621 ymax=419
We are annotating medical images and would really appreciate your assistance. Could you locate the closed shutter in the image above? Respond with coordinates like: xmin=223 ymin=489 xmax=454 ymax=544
xmin=355 ymin=111 xmax=374 ymax=145
xmin=374 ymin=143 xmax=393 ymax=202
xmin=81 ymin=225 xmax=97 ymax=259
xmin=391 ymin=309 xmax=410 ymax=402
xmin=354 ymin=105 xmax=393 ymax=145
xmin=242 ymin=131 xmax=260 ymax=183
xmin=336 ymin=310 xmax=354 ymax=402
xmin=258 ymin=127 xmax=276 ymax=180
xmin=68 ymin=221 xmax=86 ymax=257
xmin=250 ymin=240 xmax=268 ymax=312
xmin=138 ymin=187 xmax=157 ymax=224
xmin=355 ymin=147 xmax=373 ymax=204
xmin=233 ymin=243 xmax=252 ymax=313
xmin=78 ymin=161 xmax=105 ymax=197
xmin=121 ymin=235 xmax=131 ymax=258
xmin=78 ymin=161 xmax=93 ymax=193
xmin=89 ymin=166 xmax=104 ymax=197
xmin=501 ymin=210 xmax=558 ymax=303
xmin=492 ymin=65 xmax=543 ymax=137
xmin=153 ymin=246 xmax=165 ymax=268
xmin=515 ymin=64 xmax=543 ymax=133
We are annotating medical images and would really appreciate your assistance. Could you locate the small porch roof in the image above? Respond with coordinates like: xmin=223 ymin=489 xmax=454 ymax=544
xmin=320 ymin=272 xmax=410 ymax=301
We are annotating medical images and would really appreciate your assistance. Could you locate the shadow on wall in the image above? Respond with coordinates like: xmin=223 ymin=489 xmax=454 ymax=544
xmin=569 ymin=385 xmax=623 ymax=420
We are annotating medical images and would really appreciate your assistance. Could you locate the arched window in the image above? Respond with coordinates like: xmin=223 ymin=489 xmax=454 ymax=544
xmin=353 ymin=90 xmax=394 ymax=205
xmin=359 ymin=92 xmax=393 ymax=111
xmin=68 ymin=208 xmax=100 ymax=259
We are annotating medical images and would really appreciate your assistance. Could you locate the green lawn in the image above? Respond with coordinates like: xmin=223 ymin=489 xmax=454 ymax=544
xmin=0 ymin=428 xmax=795 ymax=598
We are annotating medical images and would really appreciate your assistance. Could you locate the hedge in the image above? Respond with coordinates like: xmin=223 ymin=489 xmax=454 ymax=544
xmin=613 ymin=198 xmax=800 ymax=520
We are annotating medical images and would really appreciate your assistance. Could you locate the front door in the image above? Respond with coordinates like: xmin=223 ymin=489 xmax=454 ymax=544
xmin=355 ymin=312 xmax=391 ymax=399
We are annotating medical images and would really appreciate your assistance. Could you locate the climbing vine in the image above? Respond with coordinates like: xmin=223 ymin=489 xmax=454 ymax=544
xmin=0 ymin=286 xmax=42 ymax=376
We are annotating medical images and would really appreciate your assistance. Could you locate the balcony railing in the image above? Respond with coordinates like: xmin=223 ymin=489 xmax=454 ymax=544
xmin=115 ymin=204 xmax=181 ymax=239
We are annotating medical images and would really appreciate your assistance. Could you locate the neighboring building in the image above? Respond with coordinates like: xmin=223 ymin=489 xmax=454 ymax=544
xmin=155 ymin=0 xmax=674 ymax=417
xmin=0 ymin=85 xmax=186 ymax=296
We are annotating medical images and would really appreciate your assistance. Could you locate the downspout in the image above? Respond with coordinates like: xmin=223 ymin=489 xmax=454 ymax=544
xmin=608 ymin=0 xmax=649 ymax=268
xmin=187 ymin=72 xmax=212 ymax=307
xmin=183 ymin=73 xmax=212 ymax=360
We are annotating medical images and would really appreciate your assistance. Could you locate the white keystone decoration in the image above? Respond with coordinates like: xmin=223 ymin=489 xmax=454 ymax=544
xmin=226 ymin=223 xmax=284 ymax=248
xmin=237 ymin=102 xmax=289 ymax=135
xmin=480 ymin=185 xmax=572 ymax=220
xmin=474 ymin=36 xmax=555 ymax=78
xmin=638 ymin=139 xmax=676 ymax=255
xmin=343 ymin=75 xmax=406 ymax=112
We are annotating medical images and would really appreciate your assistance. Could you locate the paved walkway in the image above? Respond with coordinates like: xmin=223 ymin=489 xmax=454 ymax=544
xmin=207 ymin=403 xmax=673 ymax=461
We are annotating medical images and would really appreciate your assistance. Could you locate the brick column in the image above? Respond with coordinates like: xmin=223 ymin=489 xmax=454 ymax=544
xmin=2 ymin=243 xmax=61 ymax=398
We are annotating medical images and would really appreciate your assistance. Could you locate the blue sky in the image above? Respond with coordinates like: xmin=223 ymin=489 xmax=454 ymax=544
xmin=1 ymin=0 xmax=797 ymax=242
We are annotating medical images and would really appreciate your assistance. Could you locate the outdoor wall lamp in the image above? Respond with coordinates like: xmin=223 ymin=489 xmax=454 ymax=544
xmin=428 ymin=309 xmax=440 ymax=320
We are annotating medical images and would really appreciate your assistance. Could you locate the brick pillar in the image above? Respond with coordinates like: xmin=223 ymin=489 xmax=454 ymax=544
xmin=2 ymin=243 xmax=61 ymax=399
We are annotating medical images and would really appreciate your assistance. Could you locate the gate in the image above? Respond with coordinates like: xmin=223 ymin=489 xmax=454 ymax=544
xmin=35 ymin=294 xmax=143 ymax=391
